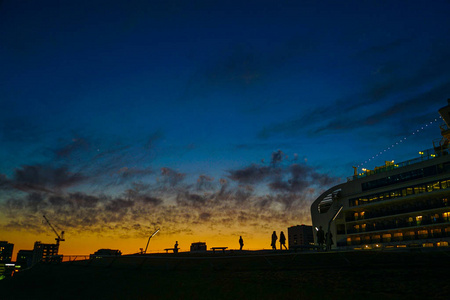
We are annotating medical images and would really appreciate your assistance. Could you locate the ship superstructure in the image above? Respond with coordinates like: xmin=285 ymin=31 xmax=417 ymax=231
xmin=311 ymin=100 xmax=450 ymax=250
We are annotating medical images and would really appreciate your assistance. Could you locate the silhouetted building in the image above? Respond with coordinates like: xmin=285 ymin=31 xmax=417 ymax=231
xmin=33 ymin=241 xmax=61 ymax=264
xmin=190 ymin=242 xmax=207 ymax=252
xmin=0 ymin=241 xmax=14 ymax=263
xmin=90 ymin=249 xmax=122 ymax=259
xmin=16 ymin=250 xmax=34 ymax=269
xmin=288 ymin=225 xmax=314 ymax=249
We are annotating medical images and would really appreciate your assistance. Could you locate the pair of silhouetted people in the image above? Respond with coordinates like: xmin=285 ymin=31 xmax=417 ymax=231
xmin=174 ymin=241 xmax=179 ymax=253
xmin=316 ymin=226 xmax=333 ymax=251
xmin=271 ymin=231 xmax=287 ymax=250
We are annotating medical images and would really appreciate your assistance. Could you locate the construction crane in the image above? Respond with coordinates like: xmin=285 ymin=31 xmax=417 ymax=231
xmin=43 ymin=215 xmax=65 ymax=245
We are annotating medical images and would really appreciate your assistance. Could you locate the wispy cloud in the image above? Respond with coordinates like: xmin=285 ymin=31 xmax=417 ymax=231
xmin=258 ymin=39 xmax=450 ymax=139
xmin=160 ymin=167 xmax=186 ymax=187
xmin=259 ymin=80 xmax=449 ymax=139
xmin=0 ymin=150 xmax=339 ymax=239
xmin=182 ymin=37 xmax=317 ymax=98
xmin=53 ymin=135 xmax=90 ymax=159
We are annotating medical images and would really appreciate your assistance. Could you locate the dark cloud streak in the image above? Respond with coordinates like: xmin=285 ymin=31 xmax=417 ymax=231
xmin=11 ymin=165 xmax=86 ymax=193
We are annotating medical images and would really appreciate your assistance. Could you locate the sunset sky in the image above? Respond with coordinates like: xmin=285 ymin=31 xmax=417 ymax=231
xmin=1 ymin=1 xmax=450 ymax=258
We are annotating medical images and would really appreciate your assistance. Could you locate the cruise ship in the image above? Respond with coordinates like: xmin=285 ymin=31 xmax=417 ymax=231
xmin=311 ymin=100 xmax=450 ymax=250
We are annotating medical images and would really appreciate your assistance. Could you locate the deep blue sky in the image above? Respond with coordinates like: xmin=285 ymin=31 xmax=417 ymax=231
xmin=1 ymin=1 xmax=450 ymax=252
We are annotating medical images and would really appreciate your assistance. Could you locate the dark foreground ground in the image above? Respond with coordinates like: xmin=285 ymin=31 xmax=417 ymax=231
xmin=1 ymin=249 xmax=450 ymax=300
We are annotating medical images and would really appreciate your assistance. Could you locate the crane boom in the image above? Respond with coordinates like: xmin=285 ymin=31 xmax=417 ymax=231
xmin=43 ymin=215 xmax=65 ymax=245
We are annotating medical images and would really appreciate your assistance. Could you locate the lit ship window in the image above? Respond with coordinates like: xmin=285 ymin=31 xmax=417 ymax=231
xmin=443 ymin=212 xmax=450 ymax=221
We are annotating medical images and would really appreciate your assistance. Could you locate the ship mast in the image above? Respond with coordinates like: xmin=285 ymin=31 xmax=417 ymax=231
xmin=436 ymin=99 xmax=450 ymax=153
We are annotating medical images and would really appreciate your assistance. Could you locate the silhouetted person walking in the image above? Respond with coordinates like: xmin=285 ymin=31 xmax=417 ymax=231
xmin=271 ymin=231 xmax=277 ymax=250
xmin=239 ymin=236 xmax=244 ymax=250
xmin=174 ymin=241 xmax=179 ymax=253
xmin=279 ymin=231 xmax=287 ymax=250
xmin=317 ymin=226 xmax=325 ymax=251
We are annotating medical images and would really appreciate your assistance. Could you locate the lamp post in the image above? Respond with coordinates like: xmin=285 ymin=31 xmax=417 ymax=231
xmin=144 ymin=228 xmax=160 ymax=254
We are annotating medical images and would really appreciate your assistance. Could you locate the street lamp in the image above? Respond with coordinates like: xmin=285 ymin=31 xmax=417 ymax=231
xmin=144 ymin=228 xmax=160 ymax=254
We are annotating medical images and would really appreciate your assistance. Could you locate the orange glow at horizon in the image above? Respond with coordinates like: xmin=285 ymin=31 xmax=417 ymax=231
xmin=1 ymin=222 xmax=308 ymax=261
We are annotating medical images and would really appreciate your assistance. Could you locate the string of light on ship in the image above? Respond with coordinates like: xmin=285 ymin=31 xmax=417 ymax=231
xmin=357 ymin=115 xmax=443 ymax=169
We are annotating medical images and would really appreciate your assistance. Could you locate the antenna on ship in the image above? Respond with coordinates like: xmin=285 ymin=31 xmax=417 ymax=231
xmin=435 ymin=99 xmax=450 ymax=154
xmin=438 ymin=99 xmax=450 ymax=139
xmin=438 ymin=99 xmax=450 ymax=128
